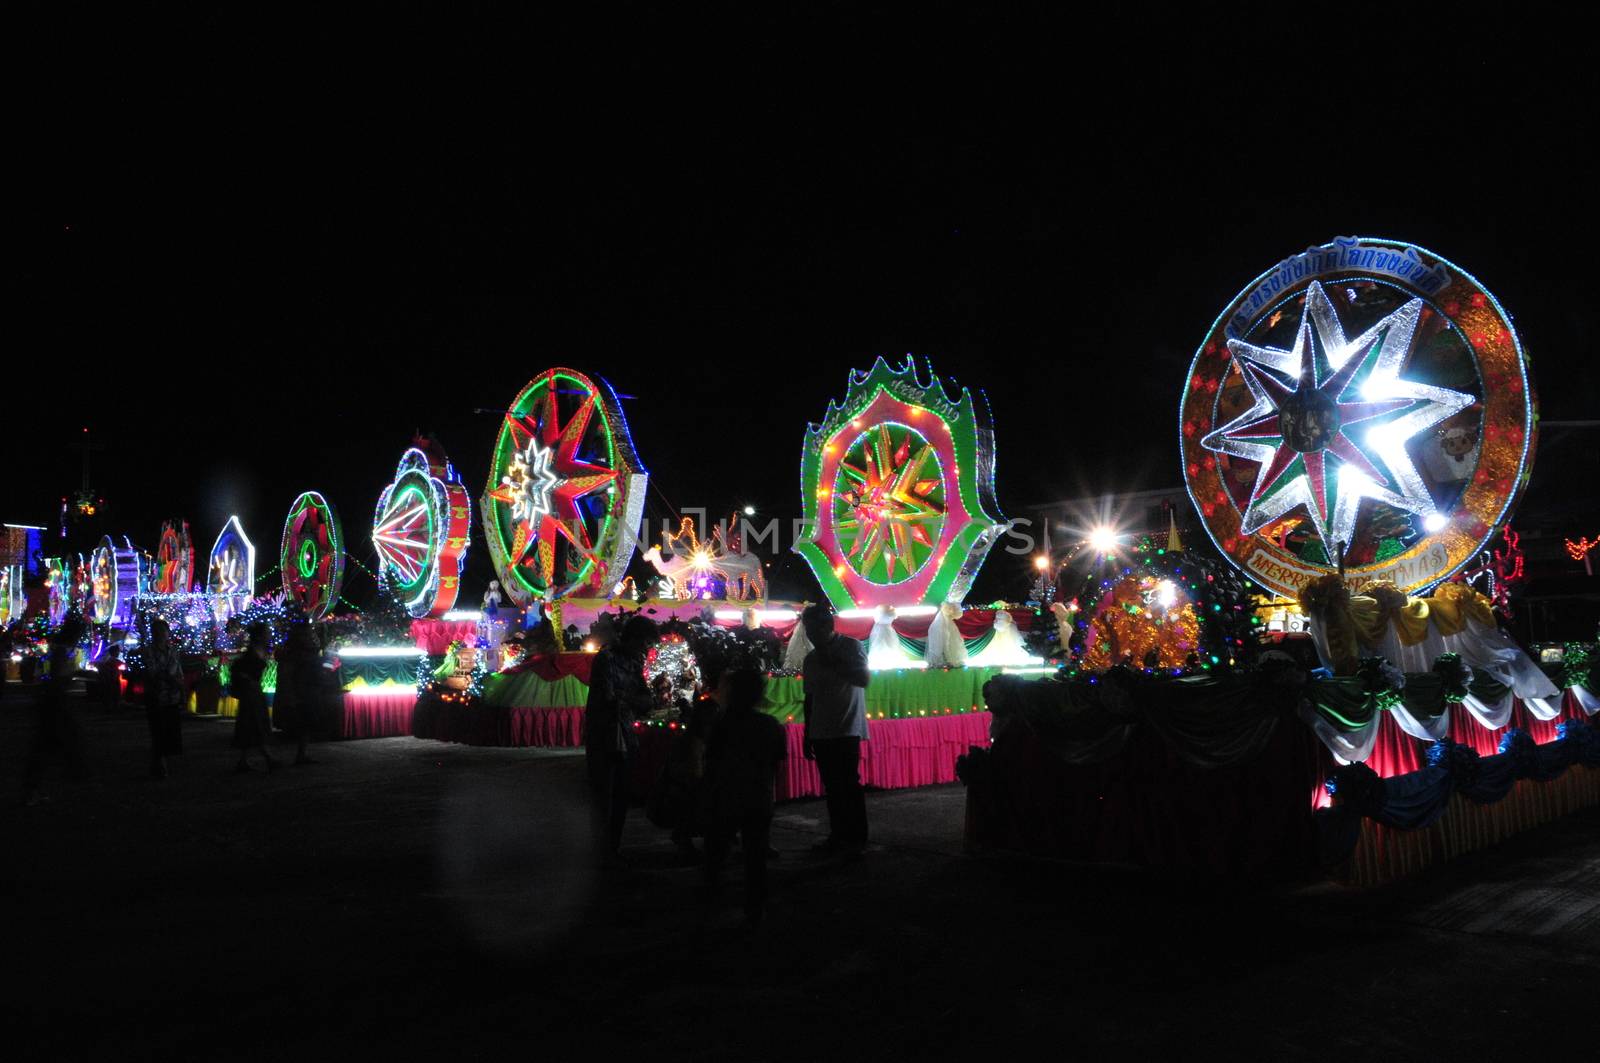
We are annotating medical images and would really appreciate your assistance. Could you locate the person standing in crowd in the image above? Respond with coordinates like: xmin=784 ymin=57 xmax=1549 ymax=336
xmin=274 ymin=624 xmax=323 ymax=766
xmin=23 ymin=615 xmax=88 ymax=804
xmin=583 ymin=614 xmax=658 ymax=864
xmin=98 ymin=641 xmax=122 ymax=710
xmin=231 ymin=623 xmax=277 ymax=773
xmin=801 ymin=604 xmax=870 ymax=857
xmin=143 ymin=618 xmax=186 ymax=778
xmin=704 ymin=667 xmax=786 ymax=928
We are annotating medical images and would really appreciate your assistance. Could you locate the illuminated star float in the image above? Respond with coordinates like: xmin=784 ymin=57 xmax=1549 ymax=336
xmin=154 ymin=520 xmax=195 ymax=594
xmin=481 ymin=368 xmax=648 ymax=605
xmin=90 ymin=534 xmax=141 ymax=628
xmin=1203 ymin=282 xmax=1472 ymax=553
xmin=796 ymin=355 xmax=1006 ymax=611
xmin=372 ymin=437 xmax=473 ymax=618
xmin=207 ymin=516 xmax=256 ymax=620
xmin=1182 ymin=237 xmax=1538 ymax=598
xmin=280 ymin=491 xmax=346 ymax=620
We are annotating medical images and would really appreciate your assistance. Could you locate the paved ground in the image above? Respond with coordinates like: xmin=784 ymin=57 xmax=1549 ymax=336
xmin=3 ymin=691 xmax=1597 ymax=1061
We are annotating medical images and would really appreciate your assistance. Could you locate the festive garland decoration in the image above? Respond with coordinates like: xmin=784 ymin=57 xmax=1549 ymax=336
xmin=796 ymin=355 xmax=1005 ymax=611
xmin=153 ymin=519 xmax=195 ymax=594
xmin=1181 ymin=237 xmax=1538 ymax=599
xmin=90 ymin=534 xmax=141 ymax=628
xmin=1066 ymin=537 xmax=1257 ymax=676
xmin=280 ymin=491 xmax=346 ymax=620
xmin=372 ymin=437 xmax=472 ymax=619
xmin=480 ymin=367 xmax=648 ymax=605
xmin=207 ymin=516 xmax=256 ymax=621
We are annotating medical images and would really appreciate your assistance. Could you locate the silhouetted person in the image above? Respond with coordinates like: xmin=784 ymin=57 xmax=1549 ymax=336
xmin=704 ymin=668 xmax=785 ymax=927
xmin=275 ymin=623 xmax=322 ymax=765
xmin=143 ymin=618 xmax=185 ymax=778
xmin=801 ymin=603 xmax=870 ymax=856
xmin=231 ymin=624 xmax=277 ymax=773
xmin=24 ymin=616 xmax=87 ymax=804
xmin=584 ymin=614 xmax=658 ymax=864
xmin=98 ymin=641 xmax=122 ymax=710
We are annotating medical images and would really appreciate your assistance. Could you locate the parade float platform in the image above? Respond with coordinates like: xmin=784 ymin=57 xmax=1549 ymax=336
xmin=963 ymin=654 xmax=1598 ymax=884
xmin=411 ymin=648 xmax=1008 ymax=799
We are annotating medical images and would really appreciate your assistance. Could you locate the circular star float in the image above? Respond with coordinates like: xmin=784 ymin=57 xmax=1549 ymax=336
xmin=280 ymin=492 xmax=346 ymax=620
xmin=481 ymin=368 xmax=648 ymax=605
xmin=1181 ymin=237 xmax=1537 ymax=598
xmin=796 ymin=356 xmax=1006 ymax=611
xmin=90 ymin=534 xmax=141 ymax=628
xmin=153 ymin=519 xmax=195 ymax=594
xmin=372 ymin=437 xmax=472 ymax=618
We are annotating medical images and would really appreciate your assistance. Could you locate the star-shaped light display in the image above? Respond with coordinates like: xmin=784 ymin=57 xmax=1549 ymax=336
xmin=1201 ymin=281 xmax=1473 ymax=559
xmin=485 ymin=389 xmax=617 ymax=590
xmin=836 ymin=425 xmax=945 ymax=581
xmin=504 ymin=437 xmax=561 ymax=525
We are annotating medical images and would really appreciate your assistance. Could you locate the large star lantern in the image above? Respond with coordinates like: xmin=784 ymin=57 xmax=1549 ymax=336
xmin=1201 ymin=281 xmax=1472 ymax=560
xmin=485 ymin=389 xmax=617 ymax=590
xmin=837 ymin=426 xmax=945 ymax=581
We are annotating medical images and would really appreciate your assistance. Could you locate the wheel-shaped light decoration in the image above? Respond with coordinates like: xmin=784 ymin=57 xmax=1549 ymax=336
xmin=44 ymin=557 xmax=71 ymax=627
xmin=280 ymin=492 xmax=346 ymax=620
xmin=481 ymin=368 xmax=648 ymax=605
xmin=154 ymin=520 xmax=195 ymax=594
xmin=207 ymin=516 xmax=256 ymax=620
xmin=90 ymin=535 xmax=141 ymax=628
xmin=796 ymin=356 xmax=1006 ymax=611
xmin=1182 ymin=237 xmax=1537 ymax=599
xmin=373 ymin=437 xmax=472 ymax=618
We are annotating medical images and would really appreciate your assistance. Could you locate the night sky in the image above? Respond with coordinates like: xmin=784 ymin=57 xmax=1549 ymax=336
xmin=15 ymin=10 xmax=1597 ymax=603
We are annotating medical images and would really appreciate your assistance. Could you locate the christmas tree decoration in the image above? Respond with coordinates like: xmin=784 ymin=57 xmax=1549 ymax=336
xmin=795 ymin=355 xmax=1006 ymax=611
xmin=207 ymin=516 xmax=256 ymax=621
xmin=372 ymin=437 xmax=472 ymax=619
xmin=643 ymin=632 xmax=700 ymax=708
xmin=480 ymin=368 xmax=648 ymax=605
xmin=280 ymin=491 xmax=346 ymax=621
xmin=1067 ymin=536 xmax=1256 ymax=676
xmin=1181 ymin=238 xmax=1537 ymax=598
xmin=90 ymin=535 xmax=141 ymax=628
xmin=153 ymin=520 xmax=195 ymax=594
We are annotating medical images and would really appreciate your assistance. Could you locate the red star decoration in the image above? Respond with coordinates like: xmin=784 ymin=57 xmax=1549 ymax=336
xmin=486 ymin=375 xmax=618 ymax=591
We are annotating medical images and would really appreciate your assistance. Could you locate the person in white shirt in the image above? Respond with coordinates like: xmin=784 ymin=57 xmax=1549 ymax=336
xmin=801 ymin=604 xmax=870 ymax=855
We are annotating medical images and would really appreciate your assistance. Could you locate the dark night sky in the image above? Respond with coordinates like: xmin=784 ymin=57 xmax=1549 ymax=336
xmin=14 ymin=9 xmax=1598 ymax=602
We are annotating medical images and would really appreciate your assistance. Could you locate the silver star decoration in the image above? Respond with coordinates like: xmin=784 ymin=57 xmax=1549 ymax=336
xmin=504 ymin=437 xmax=560 ymax=527
xmin=1202 ymin=281 xmax=1473 ymax=560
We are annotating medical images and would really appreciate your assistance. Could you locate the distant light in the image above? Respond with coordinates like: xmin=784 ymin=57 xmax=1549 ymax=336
xmin=743 ymin=505 xmax=756 ymax=516
xmin=1033 ymin=555 xmax=1049 ymax=571
xmin=1088 ymin=526 xmax=1119 ymax=553
xmin=1423 ymin=513 xmax=1448 ymax=532
xmin=1156 ymin=579 xmax=1177 ymax=607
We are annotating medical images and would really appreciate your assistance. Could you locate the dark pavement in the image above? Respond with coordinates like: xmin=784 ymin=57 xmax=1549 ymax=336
xmin=3 ymin=692 xmax=1596 ymax=1061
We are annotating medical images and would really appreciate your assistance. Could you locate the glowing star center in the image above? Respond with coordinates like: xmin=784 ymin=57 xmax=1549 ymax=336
xmin=504 ymin=438 xmax=561 ymax=527
xmin=1278 ymin=386 xmax=1341 ymax=452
